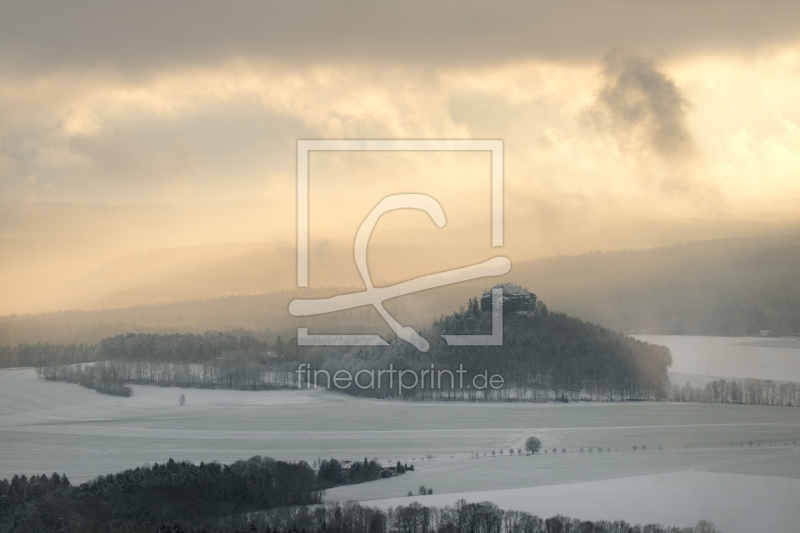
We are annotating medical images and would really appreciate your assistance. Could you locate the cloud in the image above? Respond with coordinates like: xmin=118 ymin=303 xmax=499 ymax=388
xmin=0 ymin=63 xmax=466 ymax=202
xmin=1 ymin=1 xmax=800 ymax=74
xmin=595 ymin=52 xmax=696 ymax=159
xmin=1 ymin=47 xmax=799 ymax=204
xmin=584 ymin=51 xmax=718 ymax=198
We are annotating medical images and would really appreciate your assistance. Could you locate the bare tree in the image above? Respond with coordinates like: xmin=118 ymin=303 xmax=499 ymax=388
xmin=695 ymin=519 xmax=719 ymax=533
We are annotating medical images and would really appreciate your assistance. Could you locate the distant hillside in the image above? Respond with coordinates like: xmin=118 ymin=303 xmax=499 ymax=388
xmin=516 ymin=234 xmax=800 ymax=336
xmin=1 ymin=233 xmax=799 ymax=345
xmin=4 ymin=198 xmax=799 ymax=316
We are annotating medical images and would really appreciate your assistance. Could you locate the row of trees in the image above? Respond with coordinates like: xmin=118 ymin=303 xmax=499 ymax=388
xmin=35 ymin=346 xmax=800 ymax=409
xmin=239 ymin=500 xmax=718 ymax=533
xmin=95 ymin=332 xmax=281 ymax=364
xmin=38 ymin=359 xmax=299 ymax=393
xmin=671 ymin=378 xmax=800 ymax=406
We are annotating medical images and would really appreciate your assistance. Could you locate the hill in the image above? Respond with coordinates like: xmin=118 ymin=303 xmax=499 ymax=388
xmin=2 ymin=233 xmax=799 ymax=345
xmin=513 ymin=234 xmax=800 ymax=336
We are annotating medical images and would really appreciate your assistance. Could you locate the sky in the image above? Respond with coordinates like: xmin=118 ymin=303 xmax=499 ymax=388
xmin=1 ymin=0 xmax=800 ymax=314
xmin=1 ymin=0 xmax=799 ymax=205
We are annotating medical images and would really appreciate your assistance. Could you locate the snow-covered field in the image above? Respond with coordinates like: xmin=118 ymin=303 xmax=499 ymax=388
xmin=324 ymin=446 xmax=800 ymax=501
xmin=353 ymin=471 xmax=800 ymax=533
xmin=3 ymin=367 xmax=799 ymax=482
xmin=2 ymin=366 xmax=800 ymax=532
xmin=636 ymin=334 xmax=800 ymax=382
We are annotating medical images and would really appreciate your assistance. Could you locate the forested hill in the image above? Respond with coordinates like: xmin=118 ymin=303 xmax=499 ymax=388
xmin=355 ymin=286 xmax=673 ymax=401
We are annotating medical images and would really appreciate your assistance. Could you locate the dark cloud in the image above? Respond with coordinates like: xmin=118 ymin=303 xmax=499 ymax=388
xmin=1 ymin=0 xmax=799 ymax=73
xmin=591 ymin=51 xmax=697 ymax=160
xmin=585 ymin=51 xmax=719 ymax=198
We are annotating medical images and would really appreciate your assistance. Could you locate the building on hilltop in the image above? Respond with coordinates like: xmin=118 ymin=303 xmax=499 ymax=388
xmin=480 ymin=283 xmax=541 ymax=315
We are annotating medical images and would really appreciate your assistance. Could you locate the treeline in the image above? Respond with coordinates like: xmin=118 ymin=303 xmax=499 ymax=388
xmin=0 ymin=471 xmax=721 ymax=533
xmin=37 ymin=362 xmax=133 ymax=396
xmin=35 ymin=288 xmax=794 ymax=406
xmin=33 ymin=331 xmax=306 ymax=394
xmin=34 ymin=290 xmax=675 ymax=402
xmin=106 ymin=500 xmax=719 ymax=533
xmin=0 ymin=342 xmax=94 ymax=369
xmin=317 ymin=458 xmax=397 ymax=488
xmin=1 ymin=455 xmax=397 ymax=532
xmin=244 ymin=500 xmax=720 ymax=533
xmin=0 ymin=332 xmax=288 ymax=370
xmin=0 ymin=456 xmax=321 ymax=533
xmin=671 ymin=378 xmax=800 ymax=406
xmin=37 ymin=311 xmax=673 ymax=402
xmin=95 ymin=331 xmax=277 ymax=363
xmin=39 ymin=359 xmax=300 ymax=393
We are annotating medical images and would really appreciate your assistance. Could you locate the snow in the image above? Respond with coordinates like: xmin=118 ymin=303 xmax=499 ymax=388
xmin=634 ymin=335 xmax=800 ymax=382
xmin=324 ymin=447 xmax=800 ymax=502
xmin=2 ymin=364 xmax=800 ymax=530
xmin=355 ymin=471 xmax=800 ymax=533
xmin=2 ymin=368 xmax=799 ymax=482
